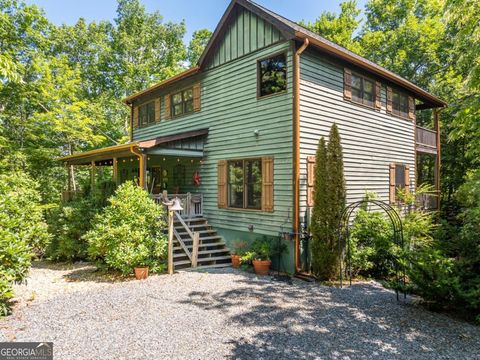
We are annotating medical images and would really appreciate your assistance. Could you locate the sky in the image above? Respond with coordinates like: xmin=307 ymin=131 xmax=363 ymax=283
xmin=24 ymin=0 xmax=368 ymax=42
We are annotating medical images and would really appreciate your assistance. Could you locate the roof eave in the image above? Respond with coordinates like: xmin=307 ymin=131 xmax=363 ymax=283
xmin=123 ymin=66 xmax=200 ymax=104
xmin=295 ymin=32 xmax=447 ymax=108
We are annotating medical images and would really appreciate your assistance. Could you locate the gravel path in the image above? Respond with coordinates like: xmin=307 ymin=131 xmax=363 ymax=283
xmin=1 ymin=262 xmax=479 ymax=359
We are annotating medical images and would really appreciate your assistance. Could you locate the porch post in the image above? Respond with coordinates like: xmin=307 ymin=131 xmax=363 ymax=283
xmin=112 ymin=157 xmax=118 ymax=185
xmin=434 ymin=109 xmax=441 ymax=209
xmin=139 ymin=154 xmax=147 ymax=189
xmin=90 ymin=160 xmax=96 ymax=189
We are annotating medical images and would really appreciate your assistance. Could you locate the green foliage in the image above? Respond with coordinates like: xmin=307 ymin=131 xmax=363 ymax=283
xmin=0 ymin=172 xmax=49 ymax=315
xmin=187 ymin=29 xmax=212 ymax=65
xmin=240 ymin=236 xmax=281 ymax=263
xmin=350 ymin=209 xmax=395 ymax=278
xmin=85 ymin=182 xmax=167 ymax=275
xmin=231 ymin=240 xmax=248 ymax=256
xmin=311 ymin=124 xmax=346 ymax=280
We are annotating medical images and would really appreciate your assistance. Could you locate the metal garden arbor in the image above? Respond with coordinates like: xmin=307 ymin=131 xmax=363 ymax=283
xmin=338 ymin=199 xmax=406 ymax=300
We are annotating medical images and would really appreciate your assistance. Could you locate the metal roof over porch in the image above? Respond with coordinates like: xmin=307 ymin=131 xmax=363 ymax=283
xmin=58 ymin=129 xmax=208 ymax=166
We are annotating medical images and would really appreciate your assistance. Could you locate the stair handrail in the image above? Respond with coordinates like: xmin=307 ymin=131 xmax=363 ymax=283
xmin=173 ymin=211 xmax=200 ymax=266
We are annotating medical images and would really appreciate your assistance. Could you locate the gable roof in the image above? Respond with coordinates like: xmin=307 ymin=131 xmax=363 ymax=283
xmin=125 ymin=0 xmax=446 ymax=108
xmin=200 ymin=0 xmax=445 ymax=108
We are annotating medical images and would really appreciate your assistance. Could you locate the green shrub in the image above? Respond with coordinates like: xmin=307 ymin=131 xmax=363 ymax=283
xmin=349 ymin=209 xmax=395 ymax=278
xmin=0 ymin=173 xmax=48 ymax=315
xmin=85 ymin=181 xmax=167 ymax=275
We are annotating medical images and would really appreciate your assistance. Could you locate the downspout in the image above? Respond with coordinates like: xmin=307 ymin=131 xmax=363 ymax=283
xmin=293 ymin=38 xmax=309 ymax=274
xmin=130 ymin=145 xmax=146 ymax=189
xmin=434 ymin=105 xmax=447 ymax=210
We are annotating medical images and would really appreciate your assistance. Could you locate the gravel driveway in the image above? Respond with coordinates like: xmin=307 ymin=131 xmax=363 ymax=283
xmin=1 ymin=262 xmax=479 ymax=359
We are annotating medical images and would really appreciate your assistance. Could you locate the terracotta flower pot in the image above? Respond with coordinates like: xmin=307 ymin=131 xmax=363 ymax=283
xmin=134 ymin=267 xmax=149 ymax=280
xmin=231 ymin=255 xmax=241 ymax=268
xmin=252 ymin=259 xmax=271 ymax=276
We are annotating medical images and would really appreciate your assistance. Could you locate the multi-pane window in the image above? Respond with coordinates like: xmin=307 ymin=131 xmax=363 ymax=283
xmin=258 ymin=53 xmax=287 ymax=97
xmin=392 ymin=89 xmax=409 ymax=118
xmin=138 ymin=101 xmax=155 ymax=127
xmin=351 ymin=73 xmax=375 ymax=107
xmin=228 ymin=159 xmax=262 ymax=210
xmin=171 ymin=87 xmax=194 ymax=117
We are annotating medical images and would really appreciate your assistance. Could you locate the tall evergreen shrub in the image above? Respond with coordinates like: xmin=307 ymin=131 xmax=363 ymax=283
xmin=311 ymin=124 xmax=346 ymax=280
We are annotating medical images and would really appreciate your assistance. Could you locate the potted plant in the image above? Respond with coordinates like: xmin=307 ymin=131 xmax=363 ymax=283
xmin=134 ymin=263 xmax=149 ymax=280
xmin=230 ymin=240 xmax=248 ymax=268
xmin=251 ymin=238 xmax=272 ymax=275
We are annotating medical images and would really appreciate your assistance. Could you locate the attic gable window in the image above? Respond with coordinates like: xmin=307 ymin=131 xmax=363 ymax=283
xmin=171 ymin=87 xmax=194 ymax=117
xmin=258 ymin=53 xmax=287 ymax=98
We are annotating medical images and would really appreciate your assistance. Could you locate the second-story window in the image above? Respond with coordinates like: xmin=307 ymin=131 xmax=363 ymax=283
xmin=139 ymin=101 xmax=155 ymax=127
xmin=171 ymin=88 xmax=193 ymax=117
xmin=258 ymin=53 xmax=287 ymax=97
xmin=392 ymin=89 xmax=409 ymax=118
xmin=351 ymin=73 xmax=375 ymax=107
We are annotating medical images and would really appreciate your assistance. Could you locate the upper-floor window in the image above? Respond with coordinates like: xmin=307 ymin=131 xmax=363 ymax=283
xmin=392 ymin=89 xmax=409 ymax=118
xmin=258 ymin=53 xmax=287 ymax=98
xmin=139 ymin=101 xmax=156 ymax=127
xmin=228 ymin=159 xmax=262 ymax=210
xmin=351 ymin=73 xmax=375 ymax=107
xmin=171 ymin=87 xmax=193 ymax=117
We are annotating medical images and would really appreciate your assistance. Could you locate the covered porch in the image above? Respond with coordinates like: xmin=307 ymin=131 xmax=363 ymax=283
xmin=59 ymin=129 xmax=208 ymax=217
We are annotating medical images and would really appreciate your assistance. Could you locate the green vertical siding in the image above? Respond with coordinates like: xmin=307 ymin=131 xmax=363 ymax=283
xmin=133 ymin=40 xmax=294 ymax=238
xmin=206 ymin=7 xmax=285 ymax=69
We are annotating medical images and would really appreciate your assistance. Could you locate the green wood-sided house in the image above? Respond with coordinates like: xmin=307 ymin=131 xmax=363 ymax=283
xmin=61 ymin=0 xmax=445 ymax=274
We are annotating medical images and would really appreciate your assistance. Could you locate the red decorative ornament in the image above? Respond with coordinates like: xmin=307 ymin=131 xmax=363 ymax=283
xmin=192 ymin=171 xmax=201 ymax=186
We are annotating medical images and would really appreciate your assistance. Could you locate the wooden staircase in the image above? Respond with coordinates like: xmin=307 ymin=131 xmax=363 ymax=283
xmin=173 ymin=216 xmax=232 ymax=270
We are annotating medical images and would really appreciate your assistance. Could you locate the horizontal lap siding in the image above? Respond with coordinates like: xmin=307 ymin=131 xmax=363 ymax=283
xmin=299 ymin=49 xmax=415 ymax=216
xmin=133 ymin=41 xmax=293 ymax=235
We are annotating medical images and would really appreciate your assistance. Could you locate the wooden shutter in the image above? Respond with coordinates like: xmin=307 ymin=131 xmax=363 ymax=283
xmin=404 ymin=165 xmax=410 ymax=195
xmin=217 ymin=160 xmax=227 ymax=208
xmin=307 ymin=156 xmax=315 ymax=207
xmin=133 ymin=106 xmax=139 ymax=129
xmin=164 ymin=95 xmax=171 ymax=119
xmin=193 ymin=82 xmax=201 ymax=112
xmin=261 ymin=157 xmax=274 ymax=212
xmin=408 ymin=96 xmax=415 ymax=120
xmin=375 ymin=81 xmax=382 ymax=110
xmin=155 ymin=98 xmax=161 ymax=122
xmin=386 ymin=87 xmax=393 ymax=113
xmin=343 ymin=68 xmax=352 ymax=100
xmin=389 ymin=163 xmax=396 ymax=204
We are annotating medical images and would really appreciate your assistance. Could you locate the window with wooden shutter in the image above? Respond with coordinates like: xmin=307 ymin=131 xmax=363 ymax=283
xmin=343 ymin=68 xmax=352 ymax=100
xmin=390 ymin=163 xmax=410 ymax=203
xmin=307 ymin=156 xmax=315 ymax=207
xmin=408 ymin=96 xmax=415 ymax=120
xmin=386 ymin=86 xmax=393 ymax=114
xmin=133 ymin=106 xmax=139 ymax=129
xmin=155 ymin=98 xmax=161 ymax=122
xmin=193 ymin=82 xmax=201 ymax=112
xmin=217 ymin=160 xmax=227 ymax=208
xmin=164 ymin=95 xmax=171 ymax=119
xmin=262 ymin=157 xmax=274 ymax=212
xmin=375 ymin=81 xmax=382 ymax=110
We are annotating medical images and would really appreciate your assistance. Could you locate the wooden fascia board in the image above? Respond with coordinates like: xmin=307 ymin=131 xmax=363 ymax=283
xmin=295 ymin=32 xmax=447 ymax=108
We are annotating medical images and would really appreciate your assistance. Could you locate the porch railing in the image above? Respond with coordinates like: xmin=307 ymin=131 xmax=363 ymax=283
xmin=416 ymin=191 xmax=439 ymax=211
xmin=416 ymin=126 xmax=437 ymax=148
xmin=151 ymin=192 xmax=203 ymax=218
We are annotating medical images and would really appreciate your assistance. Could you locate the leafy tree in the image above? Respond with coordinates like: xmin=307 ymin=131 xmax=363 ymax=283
xmin=187 ymin=29 xmax=212 ymax=65
xmin=300 ymin=1 xmax=362 ymax=53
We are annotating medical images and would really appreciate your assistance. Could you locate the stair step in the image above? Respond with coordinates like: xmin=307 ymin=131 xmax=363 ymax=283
xmin=197 ymin=255 xmax=232 ymax=263
xmin=173 ymin=249 xmax=230 ymax=257
xmin=196 ymin=263 xmax=232 ymax=270
xmin=176 ymin=230 xmax=215 ymax=236
xmin=174 ymin=217 xmax=207 ymax=224
xmin=173 ymin=243 xmax=226 ymax=251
